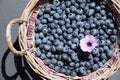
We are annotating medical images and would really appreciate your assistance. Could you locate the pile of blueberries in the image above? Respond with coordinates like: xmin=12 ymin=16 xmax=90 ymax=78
xmin=34 ymin=0 xmax=117 ymax=76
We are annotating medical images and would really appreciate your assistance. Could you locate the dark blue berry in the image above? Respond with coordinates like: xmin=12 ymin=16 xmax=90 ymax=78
xmin=53 ymin=0 xmax=60 ymax=6
xmin=92 ymin=64 xmax=99 ymax=71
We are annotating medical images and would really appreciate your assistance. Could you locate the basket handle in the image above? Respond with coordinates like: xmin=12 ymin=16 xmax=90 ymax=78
xmin=6 ymin=19 xmax=27 ymax=56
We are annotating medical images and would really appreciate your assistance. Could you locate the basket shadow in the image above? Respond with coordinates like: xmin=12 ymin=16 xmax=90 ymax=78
xmin=1 ymin=39 xmax=43 ymax=80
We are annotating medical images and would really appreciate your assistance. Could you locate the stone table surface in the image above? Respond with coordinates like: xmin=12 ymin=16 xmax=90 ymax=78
xmin=0 ymin=0 xmax=120 ymax=80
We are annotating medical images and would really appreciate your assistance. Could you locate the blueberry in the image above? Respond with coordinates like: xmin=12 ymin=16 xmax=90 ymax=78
xmin=71 ymin=71 xmax=77 ymax=77
xmin=91 ymin=29 xmax=98 ymax=36
xmin=67 ymin=28 xmax=73 ymax=34
xmin=106 ymin=50 xmax=113 ymax=58
xmin=68 ymin=13 xmax=75 ymax=20
xmin=72 ymin=38 xmax=79 ymax=44
xmin=41 ymin=19 xmax=47 ymax=24
xmin=43 ymin=14 xmax=50 ymax=19
xmin=62 ymin=53 xmax=68 ymax=61
xmin=68 ymin=49 xmax=74 ymax=55
xmin=53 ymin=0 xmax=60 ymax=6
xmin=61 ymin=13 xmax=66 ymax=19
xmin=82 ymin=14 xmax=87 ymax=21
xmin=78 ymin=67 xmax=86 ymax=75
xmin=60 ymin=3 xmax=66 ymax=10
xmin=49 ymin=64 xmax=54 ymax=69
xmin=89 ymin=2 xmax=96 ymax=8
xmin=85 ymin=30 xmax=90 ymax=35
xmin=53 ymin=39 xmax=60 ymax=46
xmin=112 ymin=29 xmax=117 ymax=35
xmin=48 ymin=36 xmax=54 ymax=42
xmin=75 ymin=15 xmax=82 ymax=21
xmin=78 ymin=34 xmax=84 ymax=39
xmin=46 ymin=52 xmax=52 ymax=58
xmin=51 ymin=58 xmax=57 ymax=64
xmin=99 ymin=29 xmax=104 ymax=35
xmin=92 ymin=48 xmax=100 ymax=57
xmin=87 ymin=70 xmax=91 ymax=74
xmin=100 ymin=53 xmax=107 ymax=60
xmin=53 ymin=13 xmax=60 ymax=19
xmin=71 ymin=22 xmax=77 ymax=29
xmin=104 ymin=46 xmax=109 ymax=52
xmin=66 ymin=23 xmax=71 ymax=29
xmin=44 ymin=45 xmax=51 ymax=51
xmin=101 ymin=5 xmax=106 ymax=9
xmin=108 ymin=12 xmax=113 ymax=18
xmin=84 ymin=5 xmax=89 ymax=12
xmin=77 ymin=21 xmax=84 ymax=27
xmin=71 ymin=44 xmax=77 ymax=50
xmin=67 ymin=57 xmax=72 ymax=63
xmin=57 ymin=61 xmax=64 ymax=66
xmin=67 ymin=34 xmax=72 ymax=40
xmin=55 ymin=66 xmax=60 ymax=72
xmin=79 ymin=27 xmax=85 ymax=33
xmin=37 ymin=24 xmax=43 ymax=31
xmin=84 ymin=23 xmax=90 ymax=29
xmin=51 ymin=46 xmax=56 ymax=52
xmin=75 ymin=63 xmax=80 ymax=68
xmin=70 ymin=6 xmax=76 ymax=13
xmin=63 ymin=32 xmax=67 ymax=38
xmin=109 ymin=23 xmax=115 ymax=29
xmin=61 ymin=68 xmax=66 ymax=74
xmin=54 ymin=34 xmax=59 ymax=39
xmin=90 ymin=23 xmax=96 ymax=28
xmin=44 ymin=59 xmax=51 ymax=65
xmin=102 ymin=59 xmax=107 ymax=64
xmin=100 ymin=40 xmax=106 ymax=46
xmin=74 ymin=3 xmax=79 ymax=8
xmin=65 ymin=18 xmax=70 ymax=23
xmin=76 ymin=0 xmax=83 ymax=3
xmin=42 ymin=28 xmax=48 ymax=34
xmin=39 ymin=44 xmax=44 ymax=49
xmin=72 ymin=31 xmax=78 ymax=37
xmin=36 ymin=19 xmax=40 ymax=25
xmin=76 ymin=9 xmax=83 ymax=15
xmin=80 ymin=62 xmax=85 ymax=66
xmin=35 ymin=33 xmax=39 ymax=39
xmin=71 ymin=53 xmax=78 ymax=61
xmin=107 ymin=29 xmax=112 ymax=35
xmin=59 ymin=17 xmax=65 ymax=24
xmin=95 ymin=6 xmax=101 ymax=12
xmin=35 ymin=48 xmax=42 ymax=57
xmin=69 ymin=62 xmax=75 ymax=67
xmin=98 ymin=62 xmax=103 ymax=67
xmin=96 ymin=21 xmax=101 ymax=26
xmin=93 ymin=57 xmax=99 ymax=63
xmin=87 ymin=9 xmax=95 ymax=16
xmin=92 ymin=64 xmax=99 ymax=71
xmin=35 ymin=38 xmax=41 ymax=46
xmin=42 ymin=38 xmax=48 ymax=44
xmin=63 ymin=47 xmax=68 ymax=53
xmin=48 ymin=16 xmax=54 ymax=23
xmin=85 ymin=62 xmax=91 ymax=67
xmin=56 ymin=28 xmax=62 ymax=35
xmin=95 ymin=13 xmax=101 ymax=19
xmin=71 ymin=0 xmax=76 ymax=4
xmin=40 ymin=53 xmax=47 ymax=60
xmin=100 ymin=10 xmax=106 ymax=16
xmin=65 ymin=1 xmax=71 ymax=7
xmin=57 ymin=9 xmax=62 ymax=14
xmin=88 ymin=54 xmax=93 ymax=60
xmin=56 ymin=45 xmax=63 ymax=51
xmin=44 ymin=7 xmax=51 ymax=13
xmin=110 ymin=35 xmax=117 ymax=42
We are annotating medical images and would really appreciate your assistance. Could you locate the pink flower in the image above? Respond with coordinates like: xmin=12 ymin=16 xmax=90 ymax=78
xmin=80 ymin=35 xmax=98 ymax=52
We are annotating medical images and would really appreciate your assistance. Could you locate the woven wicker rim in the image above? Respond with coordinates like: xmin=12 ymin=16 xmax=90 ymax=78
xmin=6 ymin=0 xmax=120 ymax=80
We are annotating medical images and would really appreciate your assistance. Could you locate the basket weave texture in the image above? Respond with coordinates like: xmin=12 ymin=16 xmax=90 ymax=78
xmin=6 ymin=0 xmax=120 ymax=80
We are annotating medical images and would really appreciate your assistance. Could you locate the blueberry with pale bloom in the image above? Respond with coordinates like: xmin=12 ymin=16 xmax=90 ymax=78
xmin=80 ymin=35 xmax=98 ymax=52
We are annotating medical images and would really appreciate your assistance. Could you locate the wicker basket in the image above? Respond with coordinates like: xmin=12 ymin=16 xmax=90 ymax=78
xmin=6 ymin=0 xmax=120 ymax=80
